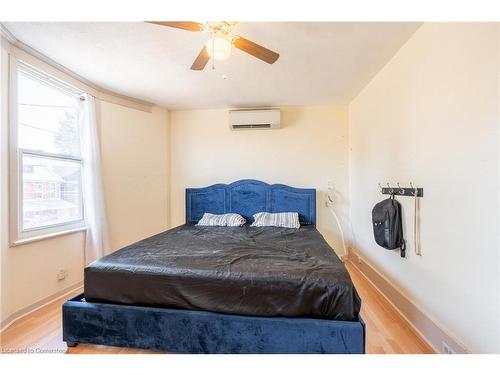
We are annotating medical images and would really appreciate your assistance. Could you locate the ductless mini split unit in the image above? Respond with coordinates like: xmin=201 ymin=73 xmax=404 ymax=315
xmin=229 ymin=109 xmax=281 ymax=130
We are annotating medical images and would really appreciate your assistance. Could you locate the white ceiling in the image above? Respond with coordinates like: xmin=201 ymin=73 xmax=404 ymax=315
xmin=4 ymin=22 xmax=421 ymax=109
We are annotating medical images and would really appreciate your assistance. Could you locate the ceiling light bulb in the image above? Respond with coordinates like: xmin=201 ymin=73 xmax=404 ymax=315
xmin=205 ymin=37 xmax=232 ymax=60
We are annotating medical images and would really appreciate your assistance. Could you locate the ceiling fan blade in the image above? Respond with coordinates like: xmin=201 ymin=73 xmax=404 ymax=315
xmin=191 ymin=46 xmax=210 ymax=70
xmin=233 ymin=36 xmax=280 ymax=64
xmin=146 ymin=21 xmax=203 ymax=32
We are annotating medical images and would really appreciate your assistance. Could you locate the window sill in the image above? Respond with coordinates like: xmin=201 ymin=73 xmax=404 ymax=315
xmin=11 ymin=227 xmax=87 ymax=247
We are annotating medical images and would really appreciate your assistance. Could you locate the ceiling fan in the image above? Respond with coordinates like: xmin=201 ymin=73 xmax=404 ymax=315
xmin=147 ymin=21 xmax=280 ymax=70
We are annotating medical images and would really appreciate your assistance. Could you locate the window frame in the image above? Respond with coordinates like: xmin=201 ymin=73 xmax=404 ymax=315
xmin=9 ymin=56 xmax=87 ymax=246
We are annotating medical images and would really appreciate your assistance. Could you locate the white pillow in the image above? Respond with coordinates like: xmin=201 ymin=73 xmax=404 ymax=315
xmin=250 ymin=212 xmax=300 ymax=229
xmin=196 ymin=213 xmax=246 ymax=227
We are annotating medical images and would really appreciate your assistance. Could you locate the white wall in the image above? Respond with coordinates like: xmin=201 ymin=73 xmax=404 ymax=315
xmin=0 ymin=42 xmax=170 ymax=324
xmin=169 ymin=106 xmax=350 ymax=255
xmin=100 ymin=102 xmax=170 ymax=251
xmin=349 ymin=23 xmax=499 ymax=353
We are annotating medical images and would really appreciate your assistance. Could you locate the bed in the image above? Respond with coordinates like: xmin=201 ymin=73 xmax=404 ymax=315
xmin=63 ymin=179 xmax=365 ymax=354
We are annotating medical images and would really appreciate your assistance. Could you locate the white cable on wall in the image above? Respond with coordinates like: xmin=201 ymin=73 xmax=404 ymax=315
xmin=326 ymin=192 xmax=348 ymax=259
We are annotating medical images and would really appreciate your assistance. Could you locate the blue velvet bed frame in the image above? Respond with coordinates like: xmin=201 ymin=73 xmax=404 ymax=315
xmin=63 ymin=180 xmax=365 ymax=354
xmin=185 ymin=179 xmax=316 ymax=225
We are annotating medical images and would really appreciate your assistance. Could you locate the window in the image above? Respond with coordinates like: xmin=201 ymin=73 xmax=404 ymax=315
xmin=10 ymin=58 xmax=86 ymax=244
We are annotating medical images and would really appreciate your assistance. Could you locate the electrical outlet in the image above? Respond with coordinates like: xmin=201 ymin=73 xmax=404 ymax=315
xmin=57 ymin=269 xmax=68 ymax=281
xmin=327 ymin=180 xmax=334 ymax=190
xmin=442 ymin=341 xmax=455 ymax=354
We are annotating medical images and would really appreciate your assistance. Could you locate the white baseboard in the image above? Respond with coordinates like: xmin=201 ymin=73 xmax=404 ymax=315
xmin=0 ymin=281 xmax=83 ymax=332
xmin=348 ymin=250 xmax=469 ymax=354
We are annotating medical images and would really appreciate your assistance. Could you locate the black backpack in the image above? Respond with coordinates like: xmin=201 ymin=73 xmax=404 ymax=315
xmin=372 ymin=197 xmax=406 ymax=257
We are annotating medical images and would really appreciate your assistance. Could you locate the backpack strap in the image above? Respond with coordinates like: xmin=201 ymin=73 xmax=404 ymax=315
xmin=400 ymin=240 xmax=406 ymax=258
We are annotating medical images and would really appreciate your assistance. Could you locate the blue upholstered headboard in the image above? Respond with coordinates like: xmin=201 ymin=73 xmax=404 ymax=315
xmin=186 ymin=179 xmax=316 ymax=225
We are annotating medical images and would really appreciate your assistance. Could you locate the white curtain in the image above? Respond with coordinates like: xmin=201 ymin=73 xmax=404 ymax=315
xmin=80 ymin=94 xmax=110 ymax=265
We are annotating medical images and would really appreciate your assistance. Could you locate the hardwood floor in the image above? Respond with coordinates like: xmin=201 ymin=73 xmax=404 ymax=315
xmin=345 ymin=262 xmax=433 ymax=354
xmin=0 ymin=261 xmax=434 ymax=354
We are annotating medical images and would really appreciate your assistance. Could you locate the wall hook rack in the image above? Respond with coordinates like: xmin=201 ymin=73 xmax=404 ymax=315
xmin=379 ymin=183 xmax=423 ymax=197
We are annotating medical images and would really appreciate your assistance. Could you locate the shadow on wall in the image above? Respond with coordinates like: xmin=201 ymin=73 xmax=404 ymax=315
xmin=279 ymin=107 xmax=303 ymax=129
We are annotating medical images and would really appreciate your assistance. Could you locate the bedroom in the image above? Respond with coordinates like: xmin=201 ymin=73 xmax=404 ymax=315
xmin=0 ymin=0 xmax=499 ymax=372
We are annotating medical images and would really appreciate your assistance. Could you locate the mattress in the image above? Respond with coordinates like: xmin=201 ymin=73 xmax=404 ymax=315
xmin=84 ymin=225 xmax=361 ymax=321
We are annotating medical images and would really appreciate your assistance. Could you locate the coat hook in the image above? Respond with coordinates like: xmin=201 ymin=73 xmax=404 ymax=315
xmin=410 ymin=182 xmax=418 ymax=194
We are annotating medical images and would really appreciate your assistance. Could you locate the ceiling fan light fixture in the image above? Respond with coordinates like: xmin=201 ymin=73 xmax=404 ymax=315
xmin=205 ymin=36 xmax=232 ymax=60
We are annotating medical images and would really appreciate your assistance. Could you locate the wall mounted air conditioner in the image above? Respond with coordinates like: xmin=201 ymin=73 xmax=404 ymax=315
xmin=229 ymin=109 xmax=281 ymax=130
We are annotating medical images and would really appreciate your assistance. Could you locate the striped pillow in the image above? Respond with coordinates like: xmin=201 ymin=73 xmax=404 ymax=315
xmin=196 ymin=213 xmax=246 ymax=227
xmin=251 ymin=212 xmax=300 ymax=229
